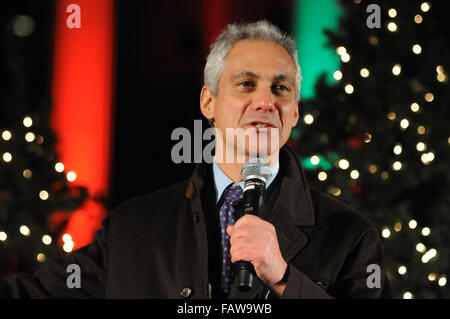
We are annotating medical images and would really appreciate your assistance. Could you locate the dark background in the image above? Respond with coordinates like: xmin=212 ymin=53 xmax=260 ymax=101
xmin=1 ymin=0 xmax=296 ymax=208
xmin=4 ymin=0 xmax=448 ymax=208
xmin=111 ymin=0 xmax=295 ymax=207
xmin=110 ymin=0 xmax=450 ymax=207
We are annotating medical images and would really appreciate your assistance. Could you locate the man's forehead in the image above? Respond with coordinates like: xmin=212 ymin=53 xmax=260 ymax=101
xmin=230 ymin=70 xmax=295 ymax=85
xmin=224 ymin=39 xmax=296 ymax=79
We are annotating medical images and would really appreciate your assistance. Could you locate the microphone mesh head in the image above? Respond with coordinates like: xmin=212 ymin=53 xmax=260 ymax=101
xmin=241 ymin=158 xmax=272 ymax=184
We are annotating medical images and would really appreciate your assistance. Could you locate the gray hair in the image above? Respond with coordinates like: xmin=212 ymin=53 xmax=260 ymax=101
xmin=204 ymin=20 xmax=302 ymax=102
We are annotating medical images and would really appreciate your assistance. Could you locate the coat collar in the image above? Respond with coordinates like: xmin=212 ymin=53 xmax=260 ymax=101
xmin=186 ymin=144 xmax=315 ymax=298
xmin=187 ymin=145 xmax=315 ymax=226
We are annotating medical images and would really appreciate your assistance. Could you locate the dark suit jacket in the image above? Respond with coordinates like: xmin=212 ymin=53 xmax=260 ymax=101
xmin=0 ymin=146 xmax=391 ymax=298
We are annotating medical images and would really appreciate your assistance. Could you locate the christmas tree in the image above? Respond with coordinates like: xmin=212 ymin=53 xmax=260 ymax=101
xmin=0 ymin=9 xmax=88 ymax=275
xmin=290 ymin=0 xmax=449 ymax=298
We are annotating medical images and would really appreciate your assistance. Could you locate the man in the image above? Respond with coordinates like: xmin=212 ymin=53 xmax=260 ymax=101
xmin=0 ymin=20 xmax=391 ymax=298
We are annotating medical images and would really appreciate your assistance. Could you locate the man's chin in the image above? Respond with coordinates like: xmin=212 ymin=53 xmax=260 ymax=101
xmin=237 ymin=145 xmax=280 ymax=164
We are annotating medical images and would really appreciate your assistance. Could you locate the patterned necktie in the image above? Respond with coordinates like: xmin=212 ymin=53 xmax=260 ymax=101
xmin=219 ymin=184 xmax=243 ymax=293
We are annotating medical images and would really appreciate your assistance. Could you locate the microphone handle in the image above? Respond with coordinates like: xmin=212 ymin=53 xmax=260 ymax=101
xmin=236 ymin=260 xmax=254 ymax=292
xmin=236 ymin=179 xmax=265 ymax=292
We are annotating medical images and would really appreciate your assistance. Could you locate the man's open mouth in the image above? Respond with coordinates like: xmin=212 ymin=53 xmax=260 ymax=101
xmin=248 ymin=121 xmax=276 ymax=128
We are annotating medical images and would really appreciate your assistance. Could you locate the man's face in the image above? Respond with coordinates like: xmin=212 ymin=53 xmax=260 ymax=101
xmin=201 ymin=39 xmax=299 ymax=163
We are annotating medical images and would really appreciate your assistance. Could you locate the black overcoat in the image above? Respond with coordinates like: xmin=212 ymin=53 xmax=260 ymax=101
xmin=0 ymin=146 xmax=391 ymax=298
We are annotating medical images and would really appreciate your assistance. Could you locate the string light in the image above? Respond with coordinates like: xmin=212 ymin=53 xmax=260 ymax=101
xmin=398 ymin=265 xmax=407 ymax=275
xmin=420 ymin=2 xmax=431 ymax=12
xmin=421 ymin=248 xmax=437 ymax=263
xmin=400 ymin=119 xmax=409 ymax=130
xmin=409 ymin=219 xmax=417 ymax=229
xmin=380 ymin=171 xmax=389 ymax=180
xmin=327 ymin=186 xmax=341 ymax=197
xmin=55 ymin=162 xmax=65 ymax=172
xmin=344 ymin=84 xmax=354 ymax=94
xmin=438 ymin=276 xmax=447 ymax=287
xmin=421 ymin=152 xmax=435 ymax=164
xmin=310 ymin=155 xmax=320 ymax=165
xmin=412 ymin=44 xmax=422 ymax=55
xmin=369 ymin=36 xmax=379 ymax=45
xmin=336 ymin=46 xmax=347 ymax=55
xmin=387 ymin=112 xmax=396 ymax=120
xmin=392 ymin=64 xmax=402 ymax=76
xmin=416 ymin=243 xmax=426 ymax=253
xmin=66 ymin=171 xmax=77 ymax=182
xmin=410 ymin=102 xmax=420 ymax=112
xmin=369 ymin=164 xmax=377 ymax=174
xmin=36 ymin=253 xmax=46 ymax=263
xmin=424 ymin=92 xmax=434 ymax=102
xmin=0 ymin=231 xmax=7 ymax=241
xmin=417 ymin=126 xmax=426 ymax=135
xmin=19 ymin=225 xmax=31 ymax=236
xmin=62 ymin=233 xmax=72 ymax=242
xmin=338 ymin=159 xmax=350 ymax=170
xmin=403 ymin=292 xmax=413 ymax=299
xmin=341 ymin=53 xmax=351 ymax=63
xmin=23 ymin=116 xmax=33 ymax=128
xmin=381 ymin=227 xmax=391 ymax=238
xmin=2 ymin=152 xmax=12 ymax=163
xmin=303 ymin=114 xmax=314 ymax=125
xmin=23 ymin=169 xmax=32 ymax=179
xmin=39 ymin=190 xmax=49 ymax=200
xmin=437 ymin=73 xmax=447 ymax=82
xmin=435 ymin=65 xmax=446 ymax=82
xmin=350 ymin=170 xmax=359 ymax=179
xmin=25 ymin=132 xmax=35 ymax=143
xmin=421 ymin=227 xmax=431 ymax=236
xmin=393 ymin=143 xmax=403 ymax=155
xmin=388 ymin=8 xmax=397 ymax=18
xmin=394 ymin=221 xmax=402 ymax=232
xmin=318 ymin=171 xmax=327 ymax=181
xmin=414 ymin=14 xmax=423 ymax=24
xmin=360 ymin=68 xmax=370 ymax=78
xmin=363 ymin=133 xmax=372 ymax=143
xmin=1 ymin=130 xmax=12 ymax=141
xmin=36 ymin=135 xmax=44 ymax=144
xmin=387 ymin=22 xmax=398 ymax=32
xmin=62 ymin=233 xmax=75 ymax=253
xmin=392 ymin=161 xmax=402 ymax=171
xmin=428 ymin=273 xmax=436 ymax=281
xmin=416 ymin=142 xmax=427 ymax=152
xmin=333 ymin=70 xmax=343 ymax=81
xmin=336 ymin=46 xmax=350 ymax=63
xmin=42 ymin=235 xmax=52 ymax=245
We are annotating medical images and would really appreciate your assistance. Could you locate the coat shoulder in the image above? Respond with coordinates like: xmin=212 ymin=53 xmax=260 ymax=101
xmin=309 ymin=186 xmax=377 ymax=237
xmin=110 ymin=179 xmax=190 ymax=222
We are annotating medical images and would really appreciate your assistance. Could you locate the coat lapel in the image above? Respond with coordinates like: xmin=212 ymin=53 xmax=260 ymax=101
xmin=227 ymin=204 xmax=309 ymax=299
xmin=227 ymin=146 xmax=315 ymax=298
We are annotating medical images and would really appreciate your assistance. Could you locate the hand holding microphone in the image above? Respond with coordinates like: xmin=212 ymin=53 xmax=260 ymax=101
xmin=227 ymin=158 xmax=287 ymax=294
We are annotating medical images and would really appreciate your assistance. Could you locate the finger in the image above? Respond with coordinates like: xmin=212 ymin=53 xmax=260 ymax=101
xmin=234 ymin=214 xmax=266 ymax=231
xmin=230 ymin=247 xmax=254 ymax=264
xmin=229 ymin=231 xmax=262 ymax=248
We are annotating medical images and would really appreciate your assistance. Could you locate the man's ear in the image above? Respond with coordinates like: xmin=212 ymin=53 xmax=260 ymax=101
xmin=200 ymin=85 xmax=215 ymax=121
xmin=292 ymin=103 xmax=300 ymax=127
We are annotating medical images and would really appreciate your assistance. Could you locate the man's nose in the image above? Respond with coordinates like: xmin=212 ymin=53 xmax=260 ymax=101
xmin=251 ymin=88 xmax=276 ymax=113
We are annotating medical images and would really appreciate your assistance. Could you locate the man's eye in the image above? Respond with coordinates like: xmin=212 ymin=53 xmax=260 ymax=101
xmin=239 ymin=81 xmax=254 ymax=87
xmin=273 ymin=84 xmax=289 ymax=91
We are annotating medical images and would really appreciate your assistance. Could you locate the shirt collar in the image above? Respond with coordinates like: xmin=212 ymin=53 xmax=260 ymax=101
xmin=212 ymin=159 xmax=279 ymax=203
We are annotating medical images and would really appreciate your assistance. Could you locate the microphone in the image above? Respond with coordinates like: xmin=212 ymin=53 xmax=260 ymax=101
xmin=235 ymin=158 xmax=272 ymax=292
